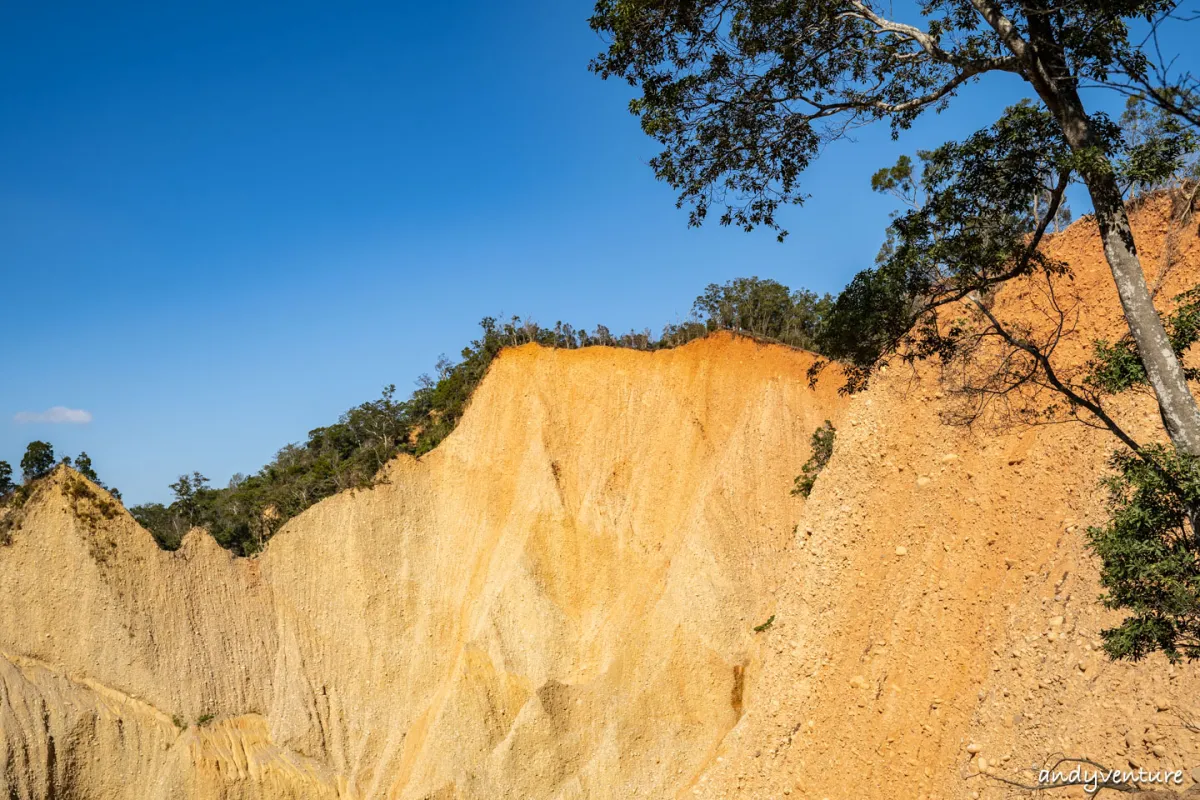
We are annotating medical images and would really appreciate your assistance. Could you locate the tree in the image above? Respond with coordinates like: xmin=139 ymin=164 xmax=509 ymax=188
xmin=590 ymin=0 xmax=1200 ymax=457
xmin=20 ymin=441 xmax=55 ymax=483
xmin=1119 ymin=94 xmax=1200 ymax=200
xmin=0 ymin=461 xmax=13 ymax=498
xmin=695 ymin=277 xmax=793 ymax=337
xmin=130 ymin=503 xmax=179 ymax=550
xmin=75 ymin=452 xmax=99 ymax=483
xmin=169 ymin=472 xmax=209 ymax=521
xmin=692 ymin=277 xmax=833 ymax=349
xmin=71 ymin=451 xmax=121 ymax=500
xmin=1086 ymin=445 xmax=1200 ymax=662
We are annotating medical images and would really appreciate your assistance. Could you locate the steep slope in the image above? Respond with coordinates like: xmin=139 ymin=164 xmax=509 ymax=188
xmin=3 ymin=197 xmax=1200 ymax=799
xmin=1 ymin=338 xmax=846 ymax=799
xmin=689 ymin=196 xmax=1200 ymax=800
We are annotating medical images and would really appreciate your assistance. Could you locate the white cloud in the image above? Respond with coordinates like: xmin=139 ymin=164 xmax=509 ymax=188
xmin=13 ymin=406 xmax=94 ymax=425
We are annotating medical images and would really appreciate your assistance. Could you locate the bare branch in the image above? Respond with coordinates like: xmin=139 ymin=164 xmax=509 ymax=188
xmin=969 ymin=295 xmax=1144 ymax=455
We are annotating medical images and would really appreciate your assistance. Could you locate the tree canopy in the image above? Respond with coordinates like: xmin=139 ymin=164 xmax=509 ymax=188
xmin=0 ymin=462 xmax=13 ymax=498
xmin=590 ymin=0 xmax=1200 ymax=457
xmin=589 ymin=0 xmax=1182 ymax=237
xmin=694 ymin=277 xmax=831 ymax=349
xmin=20 ymin=442 xmax=56 ymax=484
xmin=592 ymin=0 xmax=1200 ymax=664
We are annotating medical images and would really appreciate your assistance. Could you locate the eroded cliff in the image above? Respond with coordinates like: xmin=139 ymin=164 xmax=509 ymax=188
xmin=2 ymin=335 xmax=845 ymax=799
xmin=4 ymin=198 xmax=1200 ymax=799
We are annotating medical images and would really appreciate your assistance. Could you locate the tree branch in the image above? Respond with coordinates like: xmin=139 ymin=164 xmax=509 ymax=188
xmin=841 ymin=1 xmax=1022 ymax=74
xmin=969 ymin=296 xmax=1144 ymax=455
xmin=966 ymin=0 xmax=1033 ymax=63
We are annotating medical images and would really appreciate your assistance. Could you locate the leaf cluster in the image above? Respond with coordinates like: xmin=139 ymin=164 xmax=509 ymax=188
xmin=1087 ymin=286 xmax=1200 ymax=395
xmin=589 ymin=0 xmax=1177 ymax=239
xmin=1088 ymin=445 xmax=1200 ymax=662
xmin=590 ymin=0 xmax=1008 ymax=238
xmin=816 ymin=102 xmax=1072 ymax=390
xmin=791 ymin=420 xmax=836 ymax=498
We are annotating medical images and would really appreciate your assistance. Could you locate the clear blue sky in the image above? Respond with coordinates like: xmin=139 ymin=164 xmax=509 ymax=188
xmin=0 ymin=1 xmax=1188 ymax=504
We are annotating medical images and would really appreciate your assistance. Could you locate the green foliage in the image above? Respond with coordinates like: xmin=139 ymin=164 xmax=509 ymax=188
xmin=871 ymin=155 xmax=916 ymax=198
xmin=132 ymin=280 xmax=829 ymax=556
xmin=130 ymin=502 xmax=178 ymax=550
xmin=1084 ymin=286 xmax=1200 ymax=665
xmin=589 ymin=0 xmax=1175 ymax=240
xmin=75 ymin=452 xmax=98 ymax=483
xmin=195 ymin=714 xmax=215 ymax=727
xmin=693 ymin=277 xmax=832 ymax=351
xmin=70 ymin=451 xmax=121 ymax=501
xmin=792 ymin=421 xmax=835 ymax=499
xmin=753 ymin=614 xmax=775 ymax=633
xmin=1088 ymin=446 xmax=1200 ymax=663
xmin=0 ymin=461 xmax=13 ymax=498
xmin=1087 ymin=286 xmax=1200 ymax=394
xmin=1119 ymin=94 xmax=1200 ymax=198
xmin=870 ymin=154 xmax=929 ymax=211
xmin=1087 ymin=338 xmax=1147 ymax=395
xmin=20 ymin=441 xmax=55 ymax=483
xmin=817 ymin=103 xmax=1072 ymax=390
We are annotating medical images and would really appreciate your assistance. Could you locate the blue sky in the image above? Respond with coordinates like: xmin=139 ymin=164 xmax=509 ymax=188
xmin=0 ymin=1 xmax=1191 ymax=504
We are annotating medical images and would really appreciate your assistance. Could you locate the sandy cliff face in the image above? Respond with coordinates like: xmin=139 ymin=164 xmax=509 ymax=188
xmin=3 ymin=199 xmax=1200 ymax=800
xmin=2 ymin=337 xmax=845 ymax=799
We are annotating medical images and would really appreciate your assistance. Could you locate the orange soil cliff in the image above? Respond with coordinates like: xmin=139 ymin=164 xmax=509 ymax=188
xmin=2 ymin=197 xmax=1200 ymax=799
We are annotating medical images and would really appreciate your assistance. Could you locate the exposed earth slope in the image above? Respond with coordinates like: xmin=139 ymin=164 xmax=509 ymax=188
xmin=2 ymin=334 xmax=846 ymax=799
xmin=3 ymin=198 xmax=1200 ymax=799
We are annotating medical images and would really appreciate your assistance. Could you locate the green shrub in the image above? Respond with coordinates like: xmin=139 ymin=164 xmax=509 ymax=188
xmin=1087 ymin=446 xmax=1200 ymax=663
xmin=792 ymin=422 xmax=836 ymax=498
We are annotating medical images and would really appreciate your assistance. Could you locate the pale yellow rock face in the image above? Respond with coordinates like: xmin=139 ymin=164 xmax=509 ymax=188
xmin=1 ymin=335 xmax=845 ymax=799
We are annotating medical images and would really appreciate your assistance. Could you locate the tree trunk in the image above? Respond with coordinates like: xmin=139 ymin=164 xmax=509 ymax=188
xmin=1040 ymin=82 xmax=1200 ymax=455
xmin=1071 ymin=132 xmax=1200 ymax=456
xmin=978 ymin=0 xmax=1200 ymax=455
